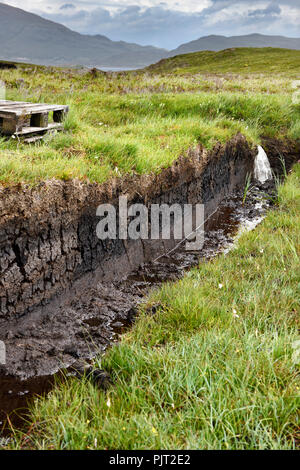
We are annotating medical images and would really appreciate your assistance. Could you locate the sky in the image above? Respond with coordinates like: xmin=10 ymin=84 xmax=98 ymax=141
xmin=3 ymin=1 xmax=300 ymax=49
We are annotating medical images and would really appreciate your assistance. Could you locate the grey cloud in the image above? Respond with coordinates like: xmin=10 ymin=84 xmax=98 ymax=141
xmin=39 ymin=1 xmax=300 ymax=49
xmin=201 ymin=0 xmax=299 ymax=14
xmin=248 ymin=4 xmax=281 ymax=18
xmin=60 ymin=4 xmax=76 ymax=10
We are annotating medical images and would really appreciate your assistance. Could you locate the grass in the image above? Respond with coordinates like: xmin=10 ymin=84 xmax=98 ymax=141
xmin=0 ymin=48 xmax=299 ymax=185
xmin=7 ymin=164 xmax=300 ymax=450
xmin=148 ymin=48 xmax=300 ymax=75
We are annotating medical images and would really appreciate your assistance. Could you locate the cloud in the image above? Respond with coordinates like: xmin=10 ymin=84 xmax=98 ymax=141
xmin=60 ymin=3 xmax=76 ymax=10
xmin=248 ymin=4 xmax=281 ymax=18
xmin=3 ymin=1 xmax=300 ymax=48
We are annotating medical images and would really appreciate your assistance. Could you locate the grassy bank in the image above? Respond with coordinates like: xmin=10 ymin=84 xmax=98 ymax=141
xmin=148 ymin=48 xmax=300 ymax=75
xmin=0 ymin=48 xmax=299 ymax=185
xmin=8 ymin=164 xmax=300 ymax=450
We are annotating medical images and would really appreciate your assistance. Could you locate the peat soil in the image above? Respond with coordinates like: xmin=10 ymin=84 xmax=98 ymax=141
xmin=0 ymin=180 xmax=275 ymax=437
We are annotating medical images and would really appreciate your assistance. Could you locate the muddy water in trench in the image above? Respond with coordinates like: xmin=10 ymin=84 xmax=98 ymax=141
xmin=0 ymin=184 xmax=273 ymax=438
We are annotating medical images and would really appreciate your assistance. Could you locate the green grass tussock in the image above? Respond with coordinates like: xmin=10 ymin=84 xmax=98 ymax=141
xmin=148 ymin=48 xmax=300 ymax=75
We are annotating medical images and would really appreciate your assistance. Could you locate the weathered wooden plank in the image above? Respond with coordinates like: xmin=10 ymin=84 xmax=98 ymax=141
xmin=0 ymin=110 xmax=23 ymax=118
xmin=24 ymin=135 xmax=45 ymax=144
xmin=0 ymin=106 xmax=68 ymax=117
xmin=0 ymin=100 xmax=66 ymax=109
xmin=0 ymin=104 xmax=46 ymax=112
xmin=15 ymin=123 xmax=63 ymax=135
xmin=0 ymin=102 xmax=68 ymax=115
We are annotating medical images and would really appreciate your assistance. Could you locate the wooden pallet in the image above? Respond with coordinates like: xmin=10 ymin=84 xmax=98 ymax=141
xmin=0 ymin=100 xmax=69 ymax=142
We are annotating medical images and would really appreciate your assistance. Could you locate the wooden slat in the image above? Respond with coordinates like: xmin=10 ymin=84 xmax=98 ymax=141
xmin=0 ymin=100 xmax=68 ymax=109
xmin=0 ymin=106 xmax=68 ymax=118
xmin=15 ymin=123 xmax=63 ymax=135
xmin=0 ymin=111 xmax=19 ymax=118
xmin=0 ymin=104 xmax=47 ymax=111
xmin=0 ymin=101 xmax=69 ymax=118
xmin=16 ymin=105 xmax=68 ymax=116
xmin=24 ymin=135 xmax=45 ymax=144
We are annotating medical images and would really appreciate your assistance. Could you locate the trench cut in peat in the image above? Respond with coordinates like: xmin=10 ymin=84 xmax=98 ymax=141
xmin=0 ymin=135 xmax=298 ymax=381
xmin=0 ymin=100 xmax=69 ymax=143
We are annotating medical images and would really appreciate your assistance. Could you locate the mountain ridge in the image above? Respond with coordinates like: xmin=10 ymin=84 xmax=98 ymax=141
xmin=0 ymin=2 xmax=167 ymax=68
xmin=169 ymin=33 xmax=300 ymax=56
xmin=1 ymin=3 xmax=300 ymax=68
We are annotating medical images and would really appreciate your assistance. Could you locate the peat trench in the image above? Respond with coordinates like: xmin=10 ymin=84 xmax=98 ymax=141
xmin=0 ymin=136 xmax=298 ymax=436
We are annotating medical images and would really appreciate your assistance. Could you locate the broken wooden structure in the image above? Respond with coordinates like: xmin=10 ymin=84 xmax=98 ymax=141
xmin=0 ymin=100 xmax=69 ymax=143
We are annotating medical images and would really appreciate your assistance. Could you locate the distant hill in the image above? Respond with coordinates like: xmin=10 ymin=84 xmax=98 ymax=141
xmin=0 ymin=2 xmax=167 ymax=68
xmin=147 ymin=48 xmax=300 ymax=75
xmin=1 ymin=3 xmax=300 ymax=70
xmin=169 ymin=34 xmax=300 ymax=56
